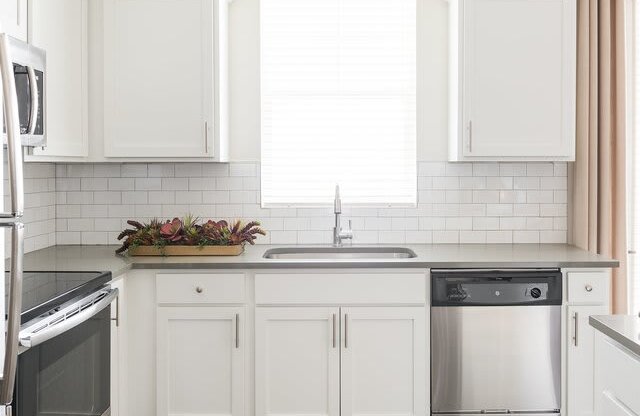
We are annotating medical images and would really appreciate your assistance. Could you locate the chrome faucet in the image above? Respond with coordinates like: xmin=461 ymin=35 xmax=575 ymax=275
xmin=333 ymin=185 xmax=353 ymax=246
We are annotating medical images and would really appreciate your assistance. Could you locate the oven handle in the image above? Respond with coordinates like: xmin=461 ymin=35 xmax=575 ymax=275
xmin=26 ymin=66 xmax=38 ymax=135
xmin=19 ymin=288 xmax=119 ymax=349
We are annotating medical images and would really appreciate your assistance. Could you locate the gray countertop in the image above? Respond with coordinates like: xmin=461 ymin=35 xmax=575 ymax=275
xmin=590 ymin=315 xmax=640 ymax=357
xmin=16 ymin=243 xmax=618 ymax=277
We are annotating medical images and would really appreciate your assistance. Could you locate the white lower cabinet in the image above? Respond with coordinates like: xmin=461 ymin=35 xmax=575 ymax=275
xmin=564 ymin=269 xmax=611 ymax=416
xmin=566 ymin=304 xmax=608 ymax=416
xmin=256 ymin=306 xmax=426 ymax=416
xmin=110 ymin=277 xmax=126 ymax=416
xmin=256 ymin=307 xmax=340 ymax=416
xmin=594 ymin=332 xmax=640 ymax=416
xmin=340 ymin=307 xmax=426 ymax=416
xmin=156 ymin=306 xmax=245 ymax=416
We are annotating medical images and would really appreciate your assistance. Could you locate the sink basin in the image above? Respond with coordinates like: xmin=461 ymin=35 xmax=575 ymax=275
xmin=263 ymin=247 xmax=417 ymax=260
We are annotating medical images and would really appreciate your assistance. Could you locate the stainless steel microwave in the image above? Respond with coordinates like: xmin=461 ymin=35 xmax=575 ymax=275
xmin=3 ymin=37 xmax=46 ymax=147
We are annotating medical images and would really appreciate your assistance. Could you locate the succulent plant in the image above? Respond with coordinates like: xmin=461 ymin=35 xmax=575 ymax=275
xmin=116 ymin=216 xmax=266 ymax=255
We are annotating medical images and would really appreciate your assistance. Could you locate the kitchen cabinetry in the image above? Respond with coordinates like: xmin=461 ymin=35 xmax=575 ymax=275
xmin=0 ymin=0 xmax=27 ymax=41
xmin=565 ymin=270 xmax=611 ymax=416
xmin=156 ymin=306 xmax=245 ymax=416
xmin=594 ymin=332 xmax=640 ymax=416
xmin=255 ymin=307 xmax=340 ymax=416
xmin=254 ymin=270 xmax=427 ymax=416
xmin=449 ymin=0 xmax=576 ymax=161
xmin=110 ymin=277 xmax=126 ymax=416
xmin=155 ymin=272 xmax=246 ymax=416
xmin=27 ymin=0 xmax=88 ymax=160
xmin=340 ymin=307 xmax=426 ymax=416
xmin=102 ymin=0 xmax=228 ymax=160
xmin=255 ymin=306 xmax=425 ymax=416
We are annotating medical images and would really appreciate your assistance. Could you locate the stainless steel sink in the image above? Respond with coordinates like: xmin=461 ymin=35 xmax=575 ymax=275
xmin=263 ymin=247 xmax=417 ymax=260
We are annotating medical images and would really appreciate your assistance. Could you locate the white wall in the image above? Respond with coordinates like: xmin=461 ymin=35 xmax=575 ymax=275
xmin=227 ymin=0 xmax=449 ymax=161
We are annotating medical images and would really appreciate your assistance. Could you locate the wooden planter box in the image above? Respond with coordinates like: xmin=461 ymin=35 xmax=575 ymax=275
xmin=128 ymin=245 xmax=244 ymax=256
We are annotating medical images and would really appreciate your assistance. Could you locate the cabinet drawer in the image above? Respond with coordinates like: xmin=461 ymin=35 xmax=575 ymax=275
xmin=567 ymin=271 xmax=609 ymax=304
xmin=255 ymin=272 xmax=426 ymax=305
xmin=595 ymin=334 xmax=640 ymax=414
xmin=156 ymin=273 xmax=245 ymax=304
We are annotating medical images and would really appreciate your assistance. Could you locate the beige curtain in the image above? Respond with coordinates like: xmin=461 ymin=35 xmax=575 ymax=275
xmin=572 ymin=0 xmax=627 ymax=313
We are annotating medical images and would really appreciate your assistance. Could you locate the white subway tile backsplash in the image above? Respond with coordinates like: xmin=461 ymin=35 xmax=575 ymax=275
xmin=9 ymin=161 xmax=568 ymax=251
xmin=472 ymin=163 xmax=499 ymax=177
xmin=527 ymin=163 xmax=554 ymax=176
xmin=499 ymin=163 xmax=527 ymax=176
xmin=514 ymin=177 xmax=540 ymax=190
xmin=121 ymin=163 xmax=148 ymax=177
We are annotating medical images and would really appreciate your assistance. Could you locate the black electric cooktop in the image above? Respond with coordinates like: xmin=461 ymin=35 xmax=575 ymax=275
xmin=4 ymin=271 xmax=112 ymax=324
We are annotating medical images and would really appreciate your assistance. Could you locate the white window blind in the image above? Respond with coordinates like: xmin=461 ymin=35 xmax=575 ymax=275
xmin=260 ymin=0 xmax=417 ymax=207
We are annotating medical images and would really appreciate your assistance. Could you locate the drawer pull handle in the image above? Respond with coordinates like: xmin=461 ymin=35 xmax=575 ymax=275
xmin=585 ymin=284 xmax=593 ymax=292
xmin=195 ymin=287 xmax=203 ymax=294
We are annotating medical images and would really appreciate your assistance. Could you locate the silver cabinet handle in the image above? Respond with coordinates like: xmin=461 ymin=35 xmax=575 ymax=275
xmin=467 ymin=120 xmax=473 ymax=153
xmin=0 ymin=223 xmax=23 ymax=406
xmin=0 ymin=33 xmax=24 ymax=219
xmin=204 ymin=121 xmax=208 ymax=154
xmin=26 ymin=66 xmax=38 ymax=135
xmin=573 ymin=312 xmax=578 ymax=347
xmin=344 ymin=313 xmax=349 ymax=349
xmin=332 ymin=313 xmax=336 ymax=348
xmin=235 ymin=313 xmax=239 ymax=349
xmin=585 ymin=284 xmax=593 ymax=292
xmin=195 ymin=286 xmax=203 ymax=294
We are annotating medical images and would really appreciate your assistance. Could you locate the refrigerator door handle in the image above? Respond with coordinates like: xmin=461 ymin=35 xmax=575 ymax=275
xmin=0 ymin=222 xmax=24 ymax=407
xmin=0 ymin=32 xmax=24 ymax=219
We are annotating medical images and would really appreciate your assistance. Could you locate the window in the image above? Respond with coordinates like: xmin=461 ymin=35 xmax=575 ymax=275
xmin=260 ymin=0 xmax=417 ymax=207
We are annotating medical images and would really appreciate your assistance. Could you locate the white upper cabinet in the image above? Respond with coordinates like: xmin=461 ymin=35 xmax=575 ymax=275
xmin=28 ymin=0 xmax=88 ymax=159
xmin=449 ymin=0 xmax=576 ymax=161
xmin=102 ymin=0 xmax=228 ymax=160
xmin=0 ymin=0 xmax=27 ymax=41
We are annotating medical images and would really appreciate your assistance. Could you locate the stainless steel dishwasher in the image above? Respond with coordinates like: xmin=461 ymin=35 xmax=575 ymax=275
xmin=431 ymin=269 xmax=562 ymax=415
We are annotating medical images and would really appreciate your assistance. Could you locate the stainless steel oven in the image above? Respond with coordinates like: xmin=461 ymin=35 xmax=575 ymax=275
xmin=9 ymin=271 xmax=116 ymax=416
xmin=3 ymin=36 xmax=46 ymax=147
xmin=431 ymin=269 xmax=562 ymax=415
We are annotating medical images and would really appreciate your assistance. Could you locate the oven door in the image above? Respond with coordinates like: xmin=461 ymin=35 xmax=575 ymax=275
xmin=14 ymin=307 xmax=110 ymax=416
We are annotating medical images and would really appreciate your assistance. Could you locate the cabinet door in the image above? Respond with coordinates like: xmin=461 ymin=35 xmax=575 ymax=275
xmin=458 ymin=0 xmax=575 ymax=160
xmin=0 ymin=0 xmax=27 ymax=41
xmin=103 ymin=0 xmax=216 ymax=158
xmin=567 ymin=304 xmax=608 ymax=416
xmin=255 ymin=307 xmax=340 ymax=416
xmin=29 ymin=0 xmax=88 ymax=158
xmin=157 ymin=306 xmax=244 ymax=416
xmin=341 ymin=307 xmax=426 ymax=416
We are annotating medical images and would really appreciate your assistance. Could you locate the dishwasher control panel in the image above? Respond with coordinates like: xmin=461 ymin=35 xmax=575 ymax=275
xmin=431 ymin=269 xmax=563 ymax=306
